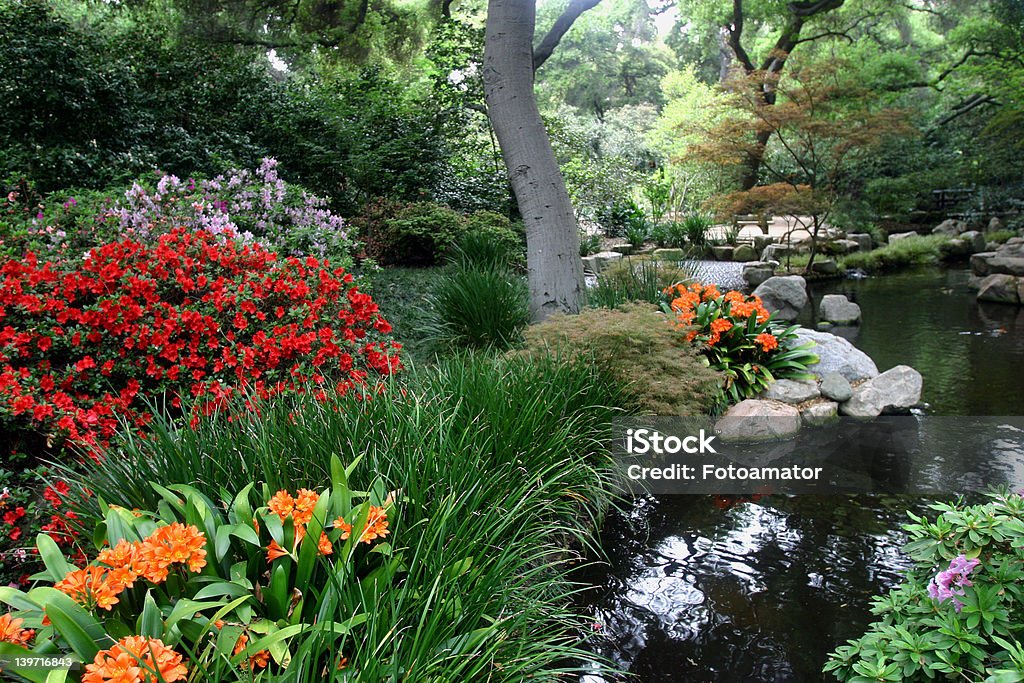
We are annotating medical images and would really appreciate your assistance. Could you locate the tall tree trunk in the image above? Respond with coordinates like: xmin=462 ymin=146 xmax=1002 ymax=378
xmin=483 ymin=0 xmax=586 ymax=320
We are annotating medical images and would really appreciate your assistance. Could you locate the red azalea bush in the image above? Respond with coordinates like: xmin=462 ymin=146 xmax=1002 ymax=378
xmin=0 ymin=229 xmax=399 ymax=575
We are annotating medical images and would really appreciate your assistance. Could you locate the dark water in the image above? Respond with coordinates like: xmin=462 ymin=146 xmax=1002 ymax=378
xmin=582 ymin=266 xmax=1024 ymax=682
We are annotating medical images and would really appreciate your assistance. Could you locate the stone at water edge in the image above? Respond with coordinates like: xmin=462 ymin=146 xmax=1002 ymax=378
xmin=840 ymin=365 xmax=923 ymax=417
xmin=789 ymin=328 xmax=879 ymax=383
xmin=985 ymin=257 xmax=1024 ymax=277
xmin=960 ymin=231 xmax=987 ymax=254
xmin=763 ymin=379 xmax=820 ymax=404
xmin=715 ymin=400 xmax=801 ymax=442
xmin=818 ymin=294 xmax=861 ymax=325
xmin=819 ymin=372 xmax=853 ymax=402
xmin=742 ymin=262 xmax=776 ymax=287
xmin=847 ymin=233 xmax=873 ymax=252
xmin=802 ymin=401 xmax=839 ymax=427
xmin=733 ymin=244 xmax=757 ymax=261
xmin=811 ymin=259 xmax=840 ymax=275
xmin=977 ymin=274 xmax=1022 ymax=305
xmin=971 ymin=251 xmax=998 ymax=276
xmin=653 ymin=248 xmax=685 ymax=261
xmin=888 ymin=231 xmax=920 ymax=243
xmin=831 ymin=239 xmax=861 ymax=254
xmin=752 ymin=275 xmax=809 ymax=321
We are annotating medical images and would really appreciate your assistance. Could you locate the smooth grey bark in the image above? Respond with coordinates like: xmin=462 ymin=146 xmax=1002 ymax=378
xmin=483 ymin=0 xmax=586 ymax=320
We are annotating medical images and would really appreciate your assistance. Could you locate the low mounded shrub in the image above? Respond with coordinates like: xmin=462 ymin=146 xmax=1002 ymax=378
xmin=841 ymin=234 xmax=949 ymax=273
xmin=825 ymin=492 xmax=1024 ymax=682
xmin=519 ymin=304 xmax=720 ymax=416
xmin=352 ymin=199 xmax=465 ymax=266
xmin=589 ymin=258 xmax=695 ymax=309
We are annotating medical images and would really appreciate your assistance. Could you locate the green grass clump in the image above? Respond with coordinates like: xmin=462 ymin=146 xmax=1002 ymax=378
xmin=988 ymin=229 xmax=1019 ymax=244
xmin=589 ymin=257 xmax=696 ymax=309
xmin=519 ymin=304 xmax=720 ymax=416
xmin=841 ymin=234 xmax=950 ymax=273
xmin=69 ymin=353 xmax=630 ymax=681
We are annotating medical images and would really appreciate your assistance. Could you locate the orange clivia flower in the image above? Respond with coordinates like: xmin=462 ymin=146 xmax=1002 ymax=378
xmin=333 ymin=516 xmax=353 ymax=540
xmin=83 ymin=636 xmax=187 ymax=683
xmin=97 ymin=539 xmax=138 ymax=570
xmin=360 ymin=506 xmax=390 ymax=544
xmin=267 ymin=539 xmax=289 ymax=562
xmin=0 ymin=613 xmax=34 ymax=646
xmin=317 ymin=531 xmax=333 ymax=555
xmin=710 ymin=318 xmax=733 ymax=334
xmin=293 ymin=488 xmax=318 ymax=526
xmin=135 ymin=523 xmax=207 ymax=583
xmin=55 ymin=566 xmax=126 ymax=611
xmin=755 ymin=333 xmax=779 ymax=352
xmin=267 ymin=490 xmax=295 ymax=522
xmin=233 ymin=632 xmax=270 ymax=670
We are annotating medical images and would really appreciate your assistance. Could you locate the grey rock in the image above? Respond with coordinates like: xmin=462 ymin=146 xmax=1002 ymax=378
xmin=960 ymin=230 xmax=987 ymax=254
xmin=847 ymin=233 xmax=873 ymax=252
xmin=762 ymin=243 xmax=793 ymax=261
xmin=977 ymin=274 xmax=1022 ymax=305
xmin=711 ymin=245 xmax=735 ymax=261
xmin=971 ymin=251 xmax=998 ymax=276
xmin=733 ymin=244 xmax=757 ymax=261
xmin=989 ymin=216 xmax=1006 ymax=232
xmin=941 ymin=238 xmax=971 ymax=258
xmin=811 ymin=258 xmax=840 ymax=275
xmin=819 ymin=372 xmax=853 ymax=402
xmin=840 ymin=365 xmax=923 ymax=417
xmin=715 ymin=400 xmax=801 ymax=442
xmin=831 ymin=239 xmax=861 ymax=254
xmin=753 ymin=275 xmax=808 ymax=321
xmin=997 ymin=238 xmax=1024 ymax=259
xmin=581 ymin=251 xmax=623 ymax=274
xmin=889 ymin=231 xmax=920 ymax=242
xmin=967 ymin=274 xmax=985 ymax=290
xmin=763 ymin=379 xmax=820 ymax=404
xmin=653 ymin=248 xmax=685 ymax=261
xmin=753 ymin=235 xmax=776 ymax=253
xmin=741 ymin=261 xmax=777 ymax=287
xmin=609 ymin=243 xmax=634 ymax=255
xmin=819 ymin=294 xmax=861 ymax=325
xmin=933 ymin=219 xmax=969 ymax=236
xmin=986 ymin=257 xmax=1024 ymax=276
xmin=802 ymin=401 xmax=839 ymax=427
xmin=789 ymin=328 xmax=879 ymax=382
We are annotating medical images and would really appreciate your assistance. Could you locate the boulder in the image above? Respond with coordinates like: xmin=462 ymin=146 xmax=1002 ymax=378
xmin=831 ymin=239 xmax=861 ymax=254
xmin=753 ymin=275 xmax=808 ymax=321
xmin=789 ymin=328 xmax=878 ymax=382
xmin=581 ymin=251 xmax=623 ymax=274
xmin=711 ymin=245 xmax=735 ymax=261
xmin=989 ymin=216 xmax=1006 ymax=232
xmin=802 ymin=401 xmax=839 ymax=427
xmin=742 ymin=261 xmax=777 ymax=287
xmin=889 ymin=231 xmax=920 ymax=242
xmin=960 ymin=231 xmax=987 ymax=254
xmin=941 ymin=238 xmax=971 ymax=258
xmin=753 ymin=235 xmax=776 ymax=253
xmin=715 ymin=400 xmax=801 ymax=442
xmin=819 ymin=294 xmax=861 ymax=325
xmin=932 ymin=219 xmax=969 ymax=236
xmin=847 ymin=233 xmax=873 ymax=252
xmin=733 ymin=244 xmax=758 ymax=261
xmin=986 ymin=257 xmax=1024 ymax=277
xmin=967 ymin=274 xmax=985 ymax=290
xmin=971 ymin=251 xmax=998 ymax=276
xmin=653 ymin=248 xmax=685 ymax=261
xmin=997 ymin=238 xmax=1024 ymax=258
xmin=762 ymin=244 xmax=793 ymax=261
xmin=763 ymin=379 xmax=820 ymax=404
xmin=609 ymin=243 xmax=634 ymax=255
xmin=840 ymin=365 xmax=923 ymax=417
xmin=977 ymin=274 xmax=1022 ymax=305
xmin=811 ymin=258 xmax=840 ymax=275
xmin=820 ymin=372 xmax=853 ymax=402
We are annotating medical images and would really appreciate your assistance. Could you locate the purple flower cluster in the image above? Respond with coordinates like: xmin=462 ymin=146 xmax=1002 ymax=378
xmin=110 ymin=158 xmax=351 ymax=259
xmin=927 ymin=554 xmax=980 ymax=612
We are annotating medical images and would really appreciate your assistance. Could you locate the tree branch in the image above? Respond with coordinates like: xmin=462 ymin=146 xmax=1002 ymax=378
xmin=936 ymin=94 xmax=999 ymax=127
xmin=727 ymin=0 xmax=756 ymax=72
xmin=532 ymin=0 xmax=604 ymax=71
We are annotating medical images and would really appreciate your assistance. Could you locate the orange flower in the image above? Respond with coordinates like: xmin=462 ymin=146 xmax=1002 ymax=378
xmin=233 ymin=632 xmax=270 ymax=670
xmin=0 ymin=613 xmax=34 ymax=646
xmin=97 ymin=539 xmax=138 ymax=570
xmin=710 ymin=318 xmax=733 ymax=334
xmin=83 ymin=636 xmax=186 ymax=683
xmin=266 ymin=539 xmax=289 ymax=562
xmin=55 ymin=566 xmax=125 ymax=611
xmin=135 ymin=523 xmax=207 ymax=583
xmin=755 ymin=333 xmax=778 ymax=352
xmin=267 ymin=490 xmax=295 ymax=521
xmin=333 ymin=516 xmax=352 ymax=540
xmin=360 ymin=506 xmax=390 ymax=544
xmin=701 ymin=284 xmax=721 ymax=302
xmin=317 ymin=531 xmax=333 ymax=555
xmin=293 ymin=488 xmax=318 ymax=526
xmin=337 ymin=655 xmax=349 ymax=670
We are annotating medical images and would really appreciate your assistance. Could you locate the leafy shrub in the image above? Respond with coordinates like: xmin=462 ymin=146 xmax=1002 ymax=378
xmin=58 ymin=353 xmax=627 ymax=680
xmin=590 ymin=258 xmax=695 ymax=309
xmin=987 ymin=229 xmax=1019 ymax=245
xmin=0 ymin=228 xmax=399 ymax=459
xmin=423 ymin=236 xmax=529 ymax=352
xmin=519 ymin=304 xmax=720 ymax=416
xmin=825 ymin=492 xmax=1024 ymax=683
xmin=649 ymin=222 xmax=670 ymax=248
xmin=841 ymin=234 xmax=949 ymax=273
xmin=461 ymin=210 xmax=525 ymax=267
xmin=624 ymin=219 xmax=649 ymax=249
xmin=662 ymin=282 xmax=818 ymax=405
xmin=597 ymin=198 xmax=645 ymax=238
xmin=0 ymin=459 xmax=395 ymax=680
xmin=352 ymin=199 xmax=465 ymax=266
xmin=681 ymin=213 xmax=714 ymax=247
xmin=580 ymin=231 xmax=603 ymax=257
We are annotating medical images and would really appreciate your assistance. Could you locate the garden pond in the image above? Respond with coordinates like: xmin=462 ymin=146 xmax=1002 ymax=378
xmin=580 ymin=266 xmax=1024 ymax=682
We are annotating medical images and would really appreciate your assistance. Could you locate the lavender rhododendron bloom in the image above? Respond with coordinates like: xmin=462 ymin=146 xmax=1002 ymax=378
xmin=927 ymin=554 xmax=980 ymax=611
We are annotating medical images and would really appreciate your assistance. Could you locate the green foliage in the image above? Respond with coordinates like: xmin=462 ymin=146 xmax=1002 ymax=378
xmin=589 ymin=258 xmax=695 ymax=309
xmin=54 ymin=353 xmax=628 ymax=679
xmin=461 ymin=210 xmax=525 ymax=267
xmin=841 ymin=235 xmax=950 ymax=273
xmin=519 ymin=304 xmax=720 ymax=416
xmin=824 ymin=492 xmax=1024 ymax=683
xmin=580 ymin=231 xmax=603 ymax=257
xmin=353 ymin=199 xmax=465 ymax=266
xmin=422 ymin=233 xmax=529 ymax=352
